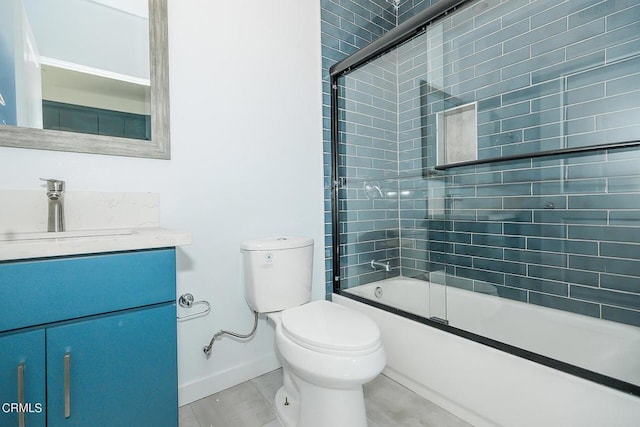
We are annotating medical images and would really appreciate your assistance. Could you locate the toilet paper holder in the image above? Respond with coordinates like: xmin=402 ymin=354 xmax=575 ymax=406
xmin=177 ymin=293 xmax=211 ymax=321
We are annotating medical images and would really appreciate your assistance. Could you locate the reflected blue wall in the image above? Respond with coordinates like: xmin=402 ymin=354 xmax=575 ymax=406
xmin=0 ymin=0 xmax=18 ymax=126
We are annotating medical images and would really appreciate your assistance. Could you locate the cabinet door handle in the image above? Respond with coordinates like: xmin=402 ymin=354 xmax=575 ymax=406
xmin=64 ymin=353 xmax=71 ymax=418
xmin=17 ymin=363 xmax=25 ymax=427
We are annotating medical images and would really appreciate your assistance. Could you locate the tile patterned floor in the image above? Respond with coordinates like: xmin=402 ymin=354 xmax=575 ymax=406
xmin=179 ymin=369 xmax=471 ymax=427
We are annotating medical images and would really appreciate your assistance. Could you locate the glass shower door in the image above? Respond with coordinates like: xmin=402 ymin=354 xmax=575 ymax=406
xmin=334 ymin=51 xmax=401 ymax=293
xmin=396 ymin=20 xmax=450 ymax=324
xmin=334 ymin=17 xmax=452 ymax=324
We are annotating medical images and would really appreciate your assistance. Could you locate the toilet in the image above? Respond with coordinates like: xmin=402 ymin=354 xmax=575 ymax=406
xmin=241 ymin=236 xmax=385 ymax=427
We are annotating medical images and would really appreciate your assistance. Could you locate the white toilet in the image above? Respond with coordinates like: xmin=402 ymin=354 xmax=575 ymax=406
xmin=241 ymin=236 xmax=386 ymax=427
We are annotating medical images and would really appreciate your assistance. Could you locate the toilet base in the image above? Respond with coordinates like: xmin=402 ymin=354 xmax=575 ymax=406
xmin=275 ymin=369 xmax=368 ymax=427
xmin=274 ymin=386 xmax=298 ymax=426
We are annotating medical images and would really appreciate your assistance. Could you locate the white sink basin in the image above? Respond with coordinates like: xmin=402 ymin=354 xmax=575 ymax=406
xmin=0 ymin=229 xmax=135 ymax=242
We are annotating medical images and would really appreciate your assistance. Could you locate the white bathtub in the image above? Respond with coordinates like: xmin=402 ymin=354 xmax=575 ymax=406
xmin=335 ymin=277 xmax=640 ymax=427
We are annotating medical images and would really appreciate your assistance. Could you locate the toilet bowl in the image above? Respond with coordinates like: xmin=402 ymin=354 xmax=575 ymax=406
xmin=240 ymin=236 xmax=385 ymax=426
xmin=268 ymin=301 xmax=385 ymax=427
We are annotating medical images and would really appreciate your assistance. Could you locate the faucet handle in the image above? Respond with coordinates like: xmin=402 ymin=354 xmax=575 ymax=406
xmin=40 ymin=178 xmax=65 ymax=192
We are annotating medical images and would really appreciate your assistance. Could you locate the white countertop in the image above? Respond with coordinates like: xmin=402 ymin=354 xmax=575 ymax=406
xmin=0 ymin=227 xmax=192 ymax=261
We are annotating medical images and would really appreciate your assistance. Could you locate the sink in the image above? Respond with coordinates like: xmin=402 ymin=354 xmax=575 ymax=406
xmin=0 ymin=227 xmax=190 ymax=261
xmin=0 ymin=229 xmax=135 ymax=242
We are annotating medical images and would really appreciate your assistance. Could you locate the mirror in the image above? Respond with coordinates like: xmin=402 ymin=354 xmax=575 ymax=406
xmin=0 ymin=0 xmax=170 ymax=159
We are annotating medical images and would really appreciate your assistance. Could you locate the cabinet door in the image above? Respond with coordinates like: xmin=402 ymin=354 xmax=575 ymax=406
xmin=46 ymin=304 xmax=177 ymax=427
xmin=0 ymin=330 xmax=46 ymax=427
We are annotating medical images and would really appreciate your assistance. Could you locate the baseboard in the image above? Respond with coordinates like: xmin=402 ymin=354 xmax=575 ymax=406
xmin=178 ymin=353 xmax=281 ymax=406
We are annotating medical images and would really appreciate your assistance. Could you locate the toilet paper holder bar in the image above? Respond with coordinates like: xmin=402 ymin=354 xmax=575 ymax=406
xmin=177 ymin=293 xmax=211 ymax=321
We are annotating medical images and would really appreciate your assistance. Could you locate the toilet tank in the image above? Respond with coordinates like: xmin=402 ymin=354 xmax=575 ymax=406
xmin=241 ymin=236 xmax=314 ymax=313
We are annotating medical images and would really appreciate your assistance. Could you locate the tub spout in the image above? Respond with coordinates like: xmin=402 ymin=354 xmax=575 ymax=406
xmin=371 ymin=260 xmax=390 ymax=272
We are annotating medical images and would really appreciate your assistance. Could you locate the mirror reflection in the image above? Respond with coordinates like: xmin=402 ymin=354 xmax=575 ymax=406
xmin=0 ymin=0 xmax=150 ymax=140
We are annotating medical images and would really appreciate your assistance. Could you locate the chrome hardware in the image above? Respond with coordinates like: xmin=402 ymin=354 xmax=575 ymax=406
xmin=385 ymin=0 xmax=400 ymax=11
xmin=177 ymin=293 xmax=211 ymax=321
xmin=64 ymin=353 xmax=71 ymax=418
xmin=178 ymin=293 xmax=194 ymax=308
xmin=203 ymin=310 xmax=259 ymax=357
xmin=430 ymin=316 xmax=449 ymax=326
xmin=370 ymin=260 xmax=390 ymax=272
xmin=18 ymin=363 xmax=25 ymax=427
xmin=363 ymin=181 xmax=384 ymax=199
xmin=40 ymin=178 xmax=65 ymax=232
xmin=374 ymin=286 xmax=383 ymax=298
xmin=284 ymin=397 xmax=289 ymax=406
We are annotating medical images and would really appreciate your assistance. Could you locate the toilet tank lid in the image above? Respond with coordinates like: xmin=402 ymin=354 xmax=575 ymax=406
xmin=241 ymin=236 xmax=313 ymax=251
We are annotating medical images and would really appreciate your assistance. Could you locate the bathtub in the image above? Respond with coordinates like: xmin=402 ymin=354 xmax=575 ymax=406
xmin=334 ymin=277 xmax=640 ymax=427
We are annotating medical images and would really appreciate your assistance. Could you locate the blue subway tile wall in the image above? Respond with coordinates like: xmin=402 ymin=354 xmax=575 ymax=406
xmin=338 ymin=51 xmax=402 ymax=288
xmin=322 ymin=0 xmax=398 ymax=296
xmin=332 ymin=0 xmax=640 ymax=327
xmin=438 ymin=149 xmax=640 ymax=327
xmin=398 ymin=0 xmax=437 ymax=23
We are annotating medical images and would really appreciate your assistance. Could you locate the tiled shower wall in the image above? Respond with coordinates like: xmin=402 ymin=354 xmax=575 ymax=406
xmin=321 ymin=0 xmax=399 ymax=293
xmin=326 ymin=0 xmax=640 ymax=327
xmin=337 ymin=52 xmax=401 ymax=286
xmin=395 ymin=0 xmax=640 ymax=328
xmin=429 ymin=148 xmax=640 ymax=327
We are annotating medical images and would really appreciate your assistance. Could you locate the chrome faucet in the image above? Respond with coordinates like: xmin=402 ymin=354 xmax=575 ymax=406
xmin=370 ymin=259 xmax=390 ymax=272
xmin=41 ymin=178 xmax=65 ymax=232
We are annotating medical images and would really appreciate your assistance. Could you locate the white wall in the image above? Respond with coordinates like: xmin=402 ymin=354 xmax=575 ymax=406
xmin=0 ymin=0 xmax=324 ymax=406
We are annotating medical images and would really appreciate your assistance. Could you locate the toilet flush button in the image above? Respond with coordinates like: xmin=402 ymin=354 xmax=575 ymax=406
xmin=265 ymin=253 xmax=274 ymax=263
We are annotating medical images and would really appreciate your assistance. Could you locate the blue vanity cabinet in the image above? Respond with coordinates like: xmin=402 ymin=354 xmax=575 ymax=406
xmin=0 ymin=330 xmax=46 ymax=427
xmin=46 ymin=304 xmax=177 ymax=427
xmin=0 ymin=248 xmax=179 ymax=427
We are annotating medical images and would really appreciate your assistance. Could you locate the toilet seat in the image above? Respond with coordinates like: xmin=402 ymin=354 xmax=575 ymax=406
xmin=281 ymin=300 xmax=381 ymax=356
